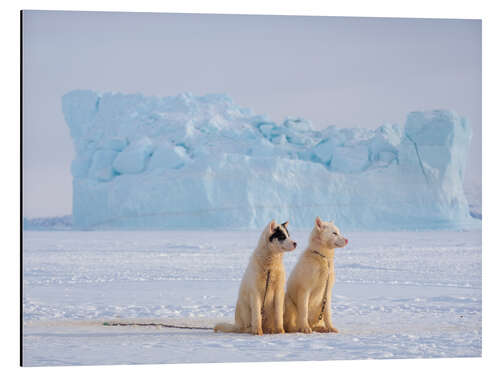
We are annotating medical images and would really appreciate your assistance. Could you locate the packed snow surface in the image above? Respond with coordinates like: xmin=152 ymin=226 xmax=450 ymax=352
xmin=62 ymin=90 xmax=476 ymax=230
xmin=23 ymin=230 xmax=481 ymax=366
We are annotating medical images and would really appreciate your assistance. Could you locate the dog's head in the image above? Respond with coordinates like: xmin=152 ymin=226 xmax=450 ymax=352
xmin=266 ymin=220 xmax=297 ymax=253
xmin=311 ymin=216 xmax=348 ymax=249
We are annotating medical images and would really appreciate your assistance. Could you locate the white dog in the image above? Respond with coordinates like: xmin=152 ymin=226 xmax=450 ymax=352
xmin=214 ymin=220 xmax=297 ymax=335
xmin=284 ymin=217 xmax=348 ymax=333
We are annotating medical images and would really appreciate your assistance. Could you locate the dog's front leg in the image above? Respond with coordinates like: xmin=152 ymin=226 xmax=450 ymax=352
xmin=273 ymin=285 xmax=285 ymax=334
xmin=296 ymin=289 xmax=312 ymax=334
xmin=250 ymin=294 xmax=263 ymax=335
xmin=323 ymin=292 xmax=339 ymax=333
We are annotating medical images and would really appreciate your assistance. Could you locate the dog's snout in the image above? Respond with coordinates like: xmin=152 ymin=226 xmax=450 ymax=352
xmin=293 ymin=242 xmax=297 ymax=248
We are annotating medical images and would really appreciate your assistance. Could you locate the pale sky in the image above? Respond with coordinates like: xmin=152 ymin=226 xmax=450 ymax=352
xmin=22 ymin=10 xmax=481 ymax=218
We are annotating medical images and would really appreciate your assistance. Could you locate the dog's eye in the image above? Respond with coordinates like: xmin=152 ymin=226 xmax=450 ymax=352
xmin=269 ymin=228 xmax=287 ymax=242
xmin=333 ymin=232 xmax=338 ymax=235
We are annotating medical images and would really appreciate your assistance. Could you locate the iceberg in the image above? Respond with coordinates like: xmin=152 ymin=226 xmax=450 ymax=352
xmin=62 ymin=90 xmax=477 ymax=230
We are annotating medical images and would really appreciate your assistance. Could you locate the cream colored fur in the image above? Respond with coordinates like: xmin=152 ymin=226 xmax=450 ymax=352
xmin=284 ymin=217 xmax=348 ymax=333
xmin=214 ymin=221 xmax=296 ymax=335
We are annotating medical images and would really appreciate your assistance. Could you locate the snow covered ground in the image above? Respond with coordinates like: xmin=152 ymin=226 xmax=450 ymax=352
xmin=22 ymin=229 xmax=481 ymax=366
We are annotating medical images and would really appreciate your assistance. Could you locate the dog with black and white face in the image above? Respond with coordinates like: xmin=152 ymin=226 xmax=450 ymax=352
xmin=214 ymin=220 xmax=296 ymax=335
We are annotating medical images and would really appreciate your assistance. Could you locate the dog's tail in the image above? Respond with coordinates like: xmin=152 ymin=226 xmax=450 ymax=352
xmin=214 ymin=322 xmax=239 ymax=333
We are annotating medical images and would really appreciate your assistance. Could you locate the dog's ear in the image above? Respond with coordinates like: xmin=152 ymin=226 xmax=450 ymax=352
xmin=269 ymin=220 xmax=277 ymax=233
xmin=282 ymin=221 xmax=289 ymax=228
xmin=315 ymin=216 xmax=322 ymax=230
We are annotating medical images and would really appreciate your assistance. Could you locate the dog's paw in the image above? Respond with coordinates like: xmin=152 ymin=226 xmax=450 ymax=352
xmin=298 ymin=326 xmax=312 ymax=334
xmin=263 ymin=327 xmax=283 ymax=334
xmin=326 ymin=326 xmax=339 ymax=333
xmin=313 ymin=326 xmax=329 ymax=333
xmin=252 ymin=327 xmax=263 ymax=336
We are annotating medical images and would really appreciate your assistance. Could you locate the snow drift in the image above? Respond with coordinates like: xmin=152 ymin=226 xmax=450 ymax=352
xmin=62 ymin=90 xmax=476 ymax=230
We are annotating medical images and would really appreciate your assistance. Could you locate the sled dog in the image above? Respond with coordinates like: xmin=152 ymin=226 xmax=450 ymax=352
xmin=284 ymin=217 xmax=348 ymax=333
xmin=214 ymin=220 xmax=297 ymax=335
